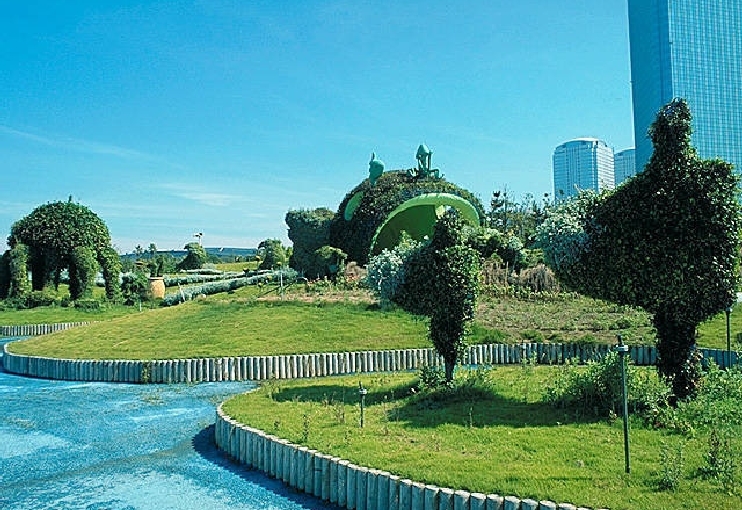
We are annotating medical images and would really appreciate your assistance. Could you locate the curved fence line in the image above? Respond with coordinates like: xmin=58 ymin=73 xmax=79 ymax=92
xmin=0 ymin=322 xmax=90 ymax=338
xmin=214 ymin=404 xmax=605 ymax=510
xmin=2 ymin=340 xmax=736 ymax=383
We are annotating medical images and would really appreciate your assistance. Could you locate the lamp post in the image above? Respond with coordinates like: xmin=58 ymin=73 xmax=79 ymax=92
xmin=615 ymin=335 xmax=630 ymax=474
xmin=726 ymin=305 xmax=733 ymax=370
xmin=359 ymin=382 xmax=368 ymax=428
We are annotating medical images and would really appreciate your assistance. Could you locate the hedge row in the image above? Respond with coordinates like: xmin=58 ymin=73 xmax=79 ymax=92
xmin=161 ymin=269 xmax=299 ymax=306
xmin=163 ymin=272 xmax=243 ymax=287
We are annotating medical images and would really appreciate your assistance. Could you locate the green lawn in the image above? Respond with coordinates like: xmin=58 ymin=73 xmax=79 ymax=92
xmin=222 ymin=367 xmax=740 ymax=510
xmin=696 ymin=307 xmax=742 ymax=350
xmin=6 ymin=296 xmax=430 ymax=359
xmin=4 ymin=285 xmax=739 ymax=358
xmin=0 ymin=303 xmax=138 ymax=326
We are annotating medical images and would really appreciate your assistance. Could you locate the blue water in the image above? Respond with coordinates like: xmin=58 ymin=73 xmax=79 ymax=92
xmin=0 ymin=337 xmax=331 ymax=510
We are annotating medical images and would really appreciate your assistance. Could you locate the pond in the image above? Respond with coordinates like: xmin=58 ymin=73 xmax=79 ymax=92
xmin=0 ymin=337 xmax=331 ymax=510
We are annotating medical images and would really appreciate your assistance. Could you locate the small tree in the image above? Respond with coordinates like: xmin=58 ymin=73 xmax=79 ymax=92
xmin=428 ymin=211 xmax=480 ymax=382
xmin=176 ymin=242 xmax=207 ymax=271
xmin=121 ymin=271 xmax=149 ymax=305
xmin=313 ymin=245 xmax=347 ymax=281
xmin=257 ymin=239 xmax=287 ymax=270
xmin=537 ymin=99 xmax=741 ymax=400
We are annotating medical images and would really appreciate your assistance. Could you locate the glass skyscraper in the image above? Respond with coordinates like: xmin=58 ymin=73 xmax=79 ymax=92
xmin=553 ymin=138 xmax=615 ymax=202
xmin=628 ymin=0 xmax=742 ymax=173
xmin=614 ymin=148 xmax=636 ymax=186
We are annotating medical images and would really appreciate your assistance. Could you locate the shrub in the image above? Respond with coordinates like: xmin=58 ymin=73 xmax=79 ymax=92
xmin=176 ymin=242 xmax=208 ymax=271
xmin=121 ymin=272 xmax=150 ymax=305
xmin=414 ymin=365 xmax=497 ymax=403
xmin=312 ymin=245 xmax=347 ymax=281
xmin=417 ymin=364 xmax=447 ymax=391
xmin=394 ymin=243 xmax=438 ymax=316
xmin=25 ymin=289 xmax=59 ymax=308
xmin=427 ymin=212 xmax=480 ymax=382
xmin=518 ymin=263 xmax=560 ymax=292
xmin=69 ymin=246 xmax=98 ymax=300
xmin=8 ymin=200 xmax=118 ymax=294
xmin=74 ymin=298 xmax=102 ymax=311
xmin=0 ymin=250 xmax=10 ymax=298
xmin=366 ymin=249 xmax=406 ymax=305
xmin=99 ymin=246 xmax=121 ymax=301
xmin=257 ymin=239 xmax=287 ymax=270
xmin=654 ymin=363 xmax=742 ymax=433
xmin=544 ymin=352 xmax=670 ymax=418
xmin=538 ymin=100 xmax=742 ymax=401
xmin=286 ymin=208 xmax=335 ymax=275
xmin=161 ymin=270 xmax=299 ymax=306
xmin=7 ymin=243 xmax=30 ymax=299
xmin=366 ymin=236 xmax=423 ymax=307
xmin=330 ymin=170 xmax=485 ymax=265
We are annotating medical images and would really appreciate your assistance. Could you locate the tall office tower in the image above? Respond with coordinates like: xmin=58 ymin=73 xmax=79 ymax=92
xmin=553 ymin=138 xmax=615 ymax=201
xmin=614 ymin=148 xmax=636 ymax=186
xmin=628 ymin=0 xmax=742 ymax=172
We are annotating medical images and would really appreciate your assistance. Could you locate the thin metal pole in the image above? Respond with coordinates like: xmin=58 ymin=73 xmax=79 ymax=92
xmin=359 ymin=382 xmax=367 ymax=428
xmin=726 ymin=307 xmax=732 ymax=369
xmin=616 ymin=335 xmax=630 ymax=474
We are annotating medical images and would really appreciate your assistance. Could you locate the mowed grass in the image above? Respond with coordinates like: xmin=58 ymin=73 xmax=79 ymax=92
xmin=222 ymin=367 xmax=738 ymax=510
xmin=4 ymin=282 xmax=739 ymax=358
xmin=0 ymin=303 xmax=137 ymax=326
xmin=7 ymin=294 xmax=430 ymax=359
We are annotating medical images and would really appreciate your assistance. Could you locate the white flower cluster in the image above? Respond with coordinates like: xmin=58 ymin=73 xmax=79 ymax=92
xmin=365 ymin=239 xmax=422 ymax=303
xmin=535 ymin=193 xmax=598 ymax=273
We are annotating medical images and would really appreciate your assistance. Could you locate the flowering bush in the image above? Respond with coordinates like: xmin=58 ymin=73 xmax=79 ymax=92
xmin=365 ymin=236 xmax=422 ymax=306
xmin=535 ymin=191 xmax=598 ymax=277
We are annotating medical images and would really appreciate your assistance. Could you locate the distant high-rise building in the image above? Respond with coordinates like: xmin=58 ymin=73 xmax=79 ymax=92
xmin=553 ymin=138 xmax=615 ymax=201
xmin=614 ymin=148 xmax=636 ymax=186
xmin=628 ymin=0 xmax=742 ymax=172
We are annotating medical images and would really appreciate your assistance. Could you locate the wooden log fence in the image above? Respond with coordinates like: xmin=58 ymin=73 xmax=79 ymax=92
xmin=2 ymin=340 xmax=737 ymax=383
xmin=0 ymin=322 xmax=90 ymax=338
xmin=214 ymin=404 xmax=610 ymax=510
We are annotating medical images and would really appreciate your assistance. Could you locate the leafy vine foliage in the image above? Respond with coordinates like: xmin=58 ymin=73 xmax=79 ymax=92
xmin=257 ymin=239 xmax=288 ymax=270
xmin=3 ymin=201 xmax=121 ymax=301
xmin=285 ymin=208 xmax=346 ymax=279
xmin=537 ymin=99 xmax=742 ymax=400
xmin=366 ymin=212 xmax=479 ymax=382
xmin=426 ymin=211 xmax=480 ymax=382
xmin=329 ymin=170 xmax=485 ymax=266
xmin=176 ymin=242 xmax=208 ymax=271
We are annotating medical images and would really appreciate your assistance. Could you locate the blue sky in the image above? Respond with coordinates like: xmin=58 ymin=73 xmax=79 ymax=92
xmin=0 ymin=1 xmax=634 ymax=253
